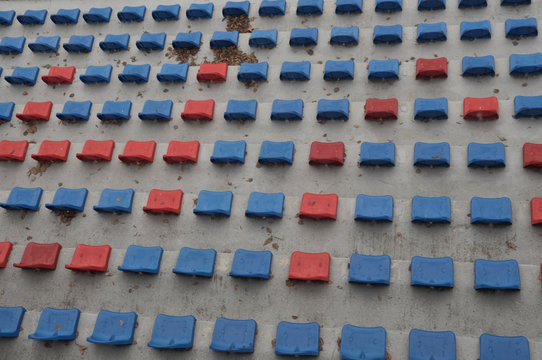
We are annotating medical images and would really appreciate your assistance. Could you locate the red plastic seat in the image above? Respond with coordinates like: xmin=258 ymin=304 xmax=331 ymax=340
xmin=0 ymin=241 xmax=13 ymax=268
xmin=13 ymin=242 xmax=62 ymax=270
xmin=463 ymin=97 xmax=499 ymax=120
xmin=288 ymin=251 xmax=331 ymax=281
xmin=31 ymin=140 xmax=71 ymax=162
xmin=0 ymin=140 xmax=29 ymax=161
xmin=532 ymin=198 xmax=542 ymax=225
xmin=181 ymin=100 xmax=215 ymax=121
xmin=118 ymin=140 xmax=156 ymax=163
xmin=309 ymin=141 xmax=344 ymax=165
xmin=16 ymin=101 xmax=53 ymax=121
xmin=65 ymin=244 xmax=112 ymax=272
xmin=196 ymin=63 xmax=228 ymax=82
xmin=143 ymin=189 xmax=183 ymax=215
xmin=365 ymin=98 xmax=398 ymax=120
xmin=76 ymin=140 xmax=115 ymax=162
xmin=523 ymin=143 xmax=542 ymax=168
xmin=41 ymin=66 xmax=76 ymax=85
xmin=416 ymin=57 xmax=448 ymax=79
xmin=163 ymin=140 xmax=200 ymax=163
xmin=299 ymin=193 xmax=338 ymax=220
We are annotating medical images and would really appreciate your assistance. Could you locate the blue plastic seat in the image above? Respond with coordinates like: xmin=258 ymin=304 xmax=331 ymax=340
xmin=50 ymin=9 xmax=80 ymax=24
xmin=139 ymin=100 xmax=173 ymax=121
xmin=80 ymin=65 xmax=113 ymax=84
xmin=238 ymin=62 xmax=268 ymax=82
xmin=152 ymin=4 xmax=181 ymax=21
xmin=460 ymin=20 xmax=491 ymax=40
xmin=223 ymin=1 xmax=250 ymax=16
xmin=173 ymin=247 xmax=217 ymax=277
xmin=349 ymin=254 xmax=391 ymax=283
xmin=259 ymin=0 xmax=286 ymax=16
xmin=468 ymin=143 xmax=505 ymax=167
xmin=210 ymin=31 xmax=239 ymax=48
xmin=83 ymin=7 xmax=112 ymax=23
xmin=0 ymin=37 xmax=25 ymax=54
xmin=317 ymin=99 xmax=349 ymax=120
xmin=271 ymin=99 xmax=304 ymax=120
xmin=17 ymin=10 xmax=47 ymax=25
xmin=414 ymin=142 xmax=450 ymax=167
xmin=409 ymin=329 xmax=456 ymax=359
xmin=63 ymin=35 xmax=94 ymax=53
xmin=462 ymin=55 xmax=495 ymax=77
xmin=148 ymin=314 xmax=196 ymax=349
xmin=336 ymin=0 xmax=363 ymax=13
xmin=136 ymin=32 xmax=166 ymax=51
xmin=505 ymin=18 xmax=537 ymax=38
xmin=475 ymin=259 xmax=520 ymax=290
xmin=458 ymin=0 xmax=486 ymax=7
xmin=258 ymin=141 xmax=295 ymax=164
xmin=375 ymin=0 xmax=402 ymax=12
xmin=224 ymin=100 xmax=258 ymax=120
xmin=290 ymin=28 xmax=318 ymax=46
xmin=29 ymin=308 xmax=80 ymax=340
xmin=480 ymin=334 xmax=529 ymax=360
xmin=418 ymin=0 xmax=446 ymax=10
xmin=0 ymin=11 xmax=15 ymax=26
xmin=246 ymin=192 xmax=285 ymax=218
xmin=374 ymin=25 xmax=402 ymax=44
xmin=157 ymin=63 xmax=188 ymax=82
xmin=501 ymin=0 xmax=530 ymax=4
xmin=0 ymin=102 xmax=15 ymax=121
xmin=186 ymin=3 xmax=214 ymax=19
xmin=330 ymin=26 xmax=359 ymax=45
xmin=354 ymin=195 xmax=394 ymax=222
xmin=510 ymin=53 xmax=542 ymax=76
xmin=368 ymin=59 xmax=399 ymax=80
xmin=99 ymin=34 xmax=130 ymax=51
xmin=56 ymin=101 xmax=92 ymax=121
xmin=230 ymin=249 xmax=273 ymax=279
xmin=0 ymin=306 xmax=26 ymax=337
xmin=360 ymin=142 xmax=395 ymax=166
xmin=411 ymin=256 xmax=454 ymax=287
xmin=5 ymin=67 xmax=39 ymax=85
xmin=194 ymin=190 xmax=233 ymax=216
xmin=118 ymin=245 xmax=163 ymax=274
xmin=210 ymin=318 xmax=257 ymax=353
xmin=411 ymin=196 xmax=451 ymax=223
xmin=470 ymin=197 xmax=512 ymax=224
xmin=87 ymin=310 xmax=138 ymax=345
xmin=275 ymin=322 xmax=320 ymax=356
xmin=94 ymin=189 xmax=134 ymax=213
xmin=172 ymin=32 xmax=202 ymax=49
xmin=324 ymin=60 xmax=354 ymax=80
xmin=514 ymin=95 xmax=542 ymax=118
xmin=417 ymin=22 xmax=447 ymax=42
xmin=28 ymin=36 xmax=60 ymax=52
xmin=97 ymin=101 xmax=132 ymax=121
xmin=249 ymin=29 xmax=278 ymax=47
xmin=211 ymin=140 xmax=246 ymax=163
xmin=45 ymin=188 xmax=88 ymax=212
xmin=340 ymin=325 xmax=386 ymax=360
xmin=280 ymin=61 xmax=311 ymax=80
xmin=297 ymin=0 xmax=323 ymax=15
xmin=414 ymin=98 xmax=448 ymax=120
xmin=0 ymin=187 xmax=43 ymax=211
xmin=118 ymin=64 xmax=151 ymax=83
xmin=118 ymin=6 xmax=146 ymax=22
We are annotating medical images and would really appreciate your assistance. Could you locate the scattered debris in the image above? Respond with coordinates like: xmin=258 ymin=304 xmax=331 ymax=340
xmin=165 ymin=46 xmax=200 ymax=65
xmin=226 ymin=15 xmax=254 ymax=33
xmin=212 ymin=46 xmax=258 ymax=66
xmin=506 ymin=241 xmax=517 ymax=250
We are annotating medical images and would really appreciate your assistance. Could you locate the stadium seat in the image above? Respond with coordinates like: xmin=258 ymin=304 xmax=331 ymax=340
xmin=5 ymin=67 xmax=39 ymax=85
xmin=0 ymin=37 xmax=25 ymax=53
xmin=63 ymin=35 xmax=94 ymax=53
xmin=411 ymin=196 xmax=452 ymax=223
xmin=474 ymin=259 xmax=520 ymax=290
xmin=0 ymin=140 xmax=28 ymax=161
xmin=411 ymin=256 xmax=454 ymax=287
xmin=118 ymin=245 xmax=163 ymax=274
xmin=17 ymin=10 xmax=47 ymax=25
xmin=258 ymin=141 xmax=295 ymax=164
xmin=224 ymin=100 xmax=258 ymax=120
xmin=223 ymin=1 xmax=250 ymax=16
xmin=0 ymin=242 xmax=12 ymax=267
xmin=479 ymin=334 xmax=530 ymax=360
xmin=136 ymin=32 xmax=166 ymax=51
xmin=31 ymin=140 xmax=71 ymax=162
xmin=309 ymin=141 xmax=344 ymax=165
xmin=118 ymin=64 xmax=151 ymax=83
xmin=505 ymin=18 xmax=537 ymax=38
xmin=210 ymin=140 xmax=247 ymax=163
xmin=93 ymin=188 xmax=134 ymax=213
xmin=463 ymin=97 xmax=499 ymax=119
xmin=467 ymin=142 xmax=506 ymax=167
xmin=245 ymin=192 xmax=285 ymax=218
xmin=288 ymin=251 xmax=330 ymax=281
xmin=173 ymin=247 xmax=217 ymax=277
xmin=365 ymin=98 xmax=398 ymax=120
xmin=354 ymin=195 xmax=394 ymax=222
xmin=117 ymin=6 xmax=146 ymax=22
xmin=152 ymin=4 xmax=181 ymax=21
xmin=28 ymin=36 xmax=60 ymax=52
xmin=348 ymin=254 xmax=391 ymax=283
xmin=82 ymin=7 xmax=112 ymax=23
xmin=460 ymin=20 xmax=491 ymax=40
xmin=210 ymin=317 xmax=257 ymax=353
xmin=163 ymin=141 xmax=200 ymax=163
xmin=470 ymin=197 xmax=512 ymax=224
xmin=157 ymin=63 xmax=189 ymax=82
xmin=186 ymin=3 xmax=214 ymax=19
xmin=45 ymin=188 xmax=88 ymax=212
xmin=172 ymin=32 xmax=202 ymax=49
xmin=0 ymin=306 xmax=26 ymax=337
xmin=360 ymin=142 xmax=395 ymax=166
xmin=515 ymin=96 xmax=542 ymax=118
xmin=237 ymin=62 xmax=268 ymax=82
xmin=148 ymin=314 xmax=196 ymax=349
xmin=42 ymin=66 xmax=76 ymax=85
xmin=87 ymin=310 xmax=137 ymax=345
xmin=275 ymin=322 xmax=320 ymax=356
xmin=317 ymin=99 xmax=350 ymax=120
xmin=290 ymin=28 xmax=318 ymax=46
xmin=523 ymin=143 xmax=542 ymax=167
xmin=0 ymin=187 xmax=43 ymax=211
xmin=193 ymin=190 xmax=233 ymax=216
xmin=50 ymin=9 xmax=80 ymax=24
xmin=138 ymin=100 xmax=173 ymax=121
xmin=118 ymin=140 xmax=157 ymax=163
xmin=409 ymin=329 xmax=456 ymax=360
xmin=414 ymin=98 xmax=448 ymax=120
xmin=249 ymin=30 xmax=278 ymax=47
xmin=259 ymin=0 xmax=286 ymax=16
xmin=29 ymin=308 xmax=81 ymax=340
xmin=336 ymin=0 xmax=363 ymax=14
xmin=462 ymin=55 xmax=495 ymax=77
xmin=143 ymin=189 xmax=183 ymax=215
xmin=13 ymin=242 xmax=61 ymax=269
xmin=181 ymin=100 xmax=215 ymax=120
xmin=80 ymin=65 xmax=113 ymax=84
xmin=97 ymin=101 xmax=132 ymax=121
xmin=413 ymin=142 xmax=450 ymax=167
xmin=271 ymin=99 xmax=304 ymax=120
xmin=99 ymin=34 xmax=130 ymax=51
xmin=230 ymin=249 xmax=273 ymax=279
xmin=65 ymin=244 xmax=112 ymax=272
xmin=76 ymin=140 xmax=115 ymax=162
xmin=417 ymin=22 xmax=447 ymax=42
xmin=324 ymin=60 xmax=355 ymax=80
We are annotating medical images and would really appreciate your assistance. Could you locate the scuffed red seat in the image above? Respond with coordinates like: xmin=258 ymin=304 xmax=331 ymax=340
xmin=163 ymin=140 xmax=200 ymax=163
xmin=143 ymin=189 xmax=183 ymax=215
xmin=197 ymin=63 xmax=227 ymax=82
xmin=16 ymin=101 xmax=53 ymax=121
xmin=41 ymin=66 xmax=75 ymax=85
xmin=463 ymin=97 xmax=499 ymax=120
xmin=0 ymin=140 xmax=29 ymax=161
xmin=309 ymin=141 xmax=344 ymax=165
xmin=65 ymin=244 xmax=111 ymax=272
xmin=288 ymin=251 xmax=331 ymax=281
xmin=181 ymin=100 xmax=215 ymax=121
xmin=531 ymin=197 xmax=542 ymax=225
xmin=523 ymin=143 xmax=542 ymax=167
xmin=416 ymin=57 xmax=448 ymax=79
xmin=0 ymin=242 xmax=13 ymax=268
xmin=365 ymin=98 xmax=398 ymax=120
xmin=118 ymin=140 xmax=156 ymax=163
xmin=299 ymin=193 xmax=338 ymax=220
xmin=13 ymin=242 xmax=62 ymax=270
xmin=76 ymin=140 xmax=115 ymax=162
xmin=31 ymin=140 xmax=70 ymax=162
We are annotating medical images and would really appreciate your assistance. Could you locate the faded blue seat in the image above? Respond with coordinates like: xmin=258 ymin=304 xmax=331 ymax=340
xmin=139 ymin=100 xmax=173 ymax=121
xmin=290 ymin=28 xmax=318 ymax=46
xmin=0 ymin=11 xmax=15 ymax=26
xmin=80 ymin=65 xmax=113 ymax=84
xmin=505 ymin=18 xmax=537 ymax=38
xmin=28 ymin=36 xmax=60 ymax=52
xmin=417 ymin=22 xmax=447 ymax=42
xmin=360 ymin=142 xmax=395 ymax=166
xmin=0 ymin=102 xmax=15 ymax=121
xmin=281 ymin=61 xmax=311 ymax=80
xmin=118 ymin=64 xmax=151 ymax=83
xmin=5 ymin=67 xmax=39 ymax=85
xmin=354 ymin=195 xmax=393 ymax=222
xmin=414 ymin=98 xmax=448 ymax=120
xmin=411 ymin=196 xmax=451 ymax=223
xmin=224 ymin=100 xmax=258 ymax=120
xmin=45 ymin=188 xmax=88 ymax=212
xmin=210 ymin=31 xmax=239 ymax=48
xmin=246 ymin=192 xmax=285 ymax=218
xmin=87 ymin=310 xmax=138 ymax=345
xmin=194 ymin=190 xmax=233 ymax=216
xmin=258 ymin=141 xmax=295 ymax=164
xmin=152 ymin=5 xmax=181 ymax=21
xmin=458 ymin=0 xmax=487 ymax=8
xmin=514 ymin=95 xmax=542 ymax=118
xmin=336 ymin=0 xmax=363 ymax=13
xmin=97 ymin=101 xmax=132 ymax=121
xmin=460 ymin=20 xmax=491 ymax=40
xmin=462 ymin=55 xmax=495 ymax=77
xmin=414 ymin=142 xmax=450 ymax=167
xmin=375 ymin=0 xmax=402 ymax=12
xmin=275 ymin=322 xmax=320 ymax=356
xmin=418 ymin=0 xmax=446 ymax=10
xmin=249 ymin=29 xmax=278 ymax=47
xmin=409 ymin=329 xmax=456 ymax=359
xmin=411 ymin=256 xmax=454 ymax=287
xmin=475 ymin=259 xmax=520 ymax=290
xmin=157 ymin=63 xmax=188 ymax=82
xmin=330 ymin=26 xmax=359 ymax=45
xmin=468 ymin=142 xmax=505 ymax=167
xmin=211 ymin=140 xmax=246 ymax=163
xmin=50 ymin=9 xmax=80 ymax=24
xmin=259 ymin=0 xmax=286 ymax=16
xmin=173 ymin=247 xmax=217 ymax=277
xmin=271 ymin=99 xmax=304 ymax=120
xmin=17 ymin=10 xmax=47 ymax=25
xmin=118 ymin=6 xmax=146 ymax=22
xmin=480 ymin=334 xmax=529 ymax=360
xmin=349 ymin=254 xmax=391 ymax=283
xmin=230 ymin=249 xmax=273 ymax=279
xmin=118 ymin=245 xmax=163 ymax=274
xmin=238 ymin=62 xmax=268 ymax=82
xmin=83 ymin=7 xmax=112 ymax=23
xmin=99 ymin=34 xmax=130 ymax=51
xmin=0 ymin=37 xmax=25 ymax=54
xmin=210 ymin=318 xmax=257 ymax=353
xmin=297 ymin=0 xmax=324 ymax=15
xmin=368 ymin=59 xmax=399 ymax=80
xmin=148 ymin=315 xmax=196 ymax=349
xmin=501 ymin=0 xmax=530 ymax=4
xmin=94 ymin=189 xmax=134 ymax=213
xmin=223 ymin=1 xmax=250 ymax=16
xmin=510 ymin=53 xmax=542 ymax=76
xmin=374 ymin=25 xmax=402 ymax=44
xmin=56 ymin=101 xmax=92 ymax=121
xmin=324 ymin=60 xmax=354 ymax=80
xmin=0 ymin=187 xmax=43 ymax=211
xmin=340 ymin=325 xmax=386 ymax=360
xmin=29 ymin=308 xmax=80 ymax=340
xmin=63 ymin=35 xmax=94 ymax=53
xmin=136 ymin=32 xmax=166 ymax=51
xmin=470 ymin=197 xmax=512 ymax=224
xmin=186 ymin=3 xmax=214 ymax=19
xmin=317 ymin=99 xmax=349 ymax=120
xmin=172 ymin=32 xmax=202 ymax=49
xmin=0 ymin=306 xmax=26 ymax=337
